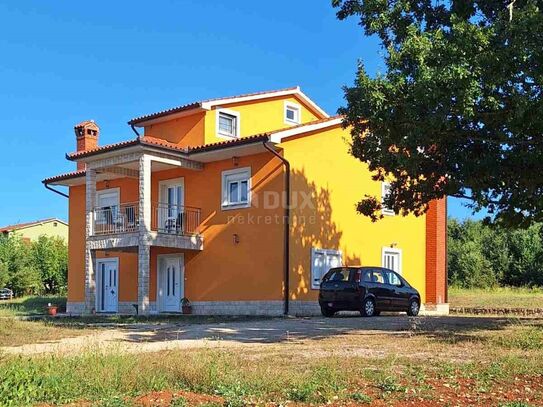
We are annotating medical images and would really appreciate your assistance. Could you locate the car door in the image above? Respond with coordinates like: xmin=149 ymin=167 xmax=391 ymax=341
xmin=383 ymin=269 xmax=408 ymax=309
xmin=367 ymin=268 xmax=392 ymax=309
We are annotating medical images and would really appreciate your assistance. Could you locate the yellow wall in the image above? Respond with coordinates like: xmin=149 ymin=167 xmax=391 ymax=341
xmin=281 ymin=125 xmax=427 ymax=302
xmin=142 ymin=95 xmax=321 ymax=148
xmin=203 ymin=95 xmax=321 ymax=145
xmin=11 ymin=221 xmax=69 ymax=242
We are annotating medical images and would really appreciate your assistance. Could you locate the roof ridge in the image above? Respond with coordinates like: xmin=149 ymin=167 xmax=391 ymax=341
xmin=0 ymin=218 xmax=66 ymax=232
xmin=128 ymin=86 xmax=327 ymax=125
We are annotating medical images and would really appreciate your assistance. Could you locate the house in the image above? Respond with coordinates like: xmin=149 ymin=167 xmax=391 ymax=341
xmin=0 ymin=218 xmax=68 ymax=242
xmin=43 ymin=86 xmax=447 ymax=316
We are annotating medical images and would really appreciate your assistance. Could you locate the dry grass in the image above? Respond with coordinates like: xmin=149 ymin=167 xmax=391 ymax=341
xmin=0 ymin=318 xmax=90 ymax=347
xmin=2 ymin=315 xmax=543 ymax=405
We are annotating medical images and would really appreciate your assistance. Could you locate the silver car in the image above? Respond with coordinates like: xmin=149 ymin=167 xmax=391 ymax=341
xmin=0 ymin=288 xmax=13 ymax=300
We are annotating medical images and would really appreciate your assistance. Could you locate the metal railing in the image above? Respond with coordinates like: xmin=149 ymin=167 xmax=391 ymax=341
xmin=92 ymin=202 xmax=139 ymax=235
xmin=92 ymin=202 xmax=201 ymax=236
xmin=152 ymin=202 xmax=201 ymax=236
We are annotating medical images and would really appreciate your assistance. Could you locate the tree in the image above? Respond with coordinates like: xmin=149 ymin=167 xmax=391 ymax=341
xmin=333 ymin=0 xmax=543 ymax=226
xmin=31 ymin=236 xmax=68 ymax=294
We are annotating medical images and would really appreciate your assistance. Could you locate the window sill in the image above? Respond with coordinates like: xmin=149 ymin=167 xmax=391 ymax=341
xmin=221 ymin=202 xmax=251 ymax=211
xmin=217 ymin=132 xmax=238 ymax=140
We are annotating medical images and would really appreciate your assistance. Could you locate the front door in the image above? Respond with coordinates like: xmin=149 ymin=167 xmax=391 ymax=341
xmin=96 ymin=259 xmax=118 ymax=313
xmin=158 ymin=255 xmax=183 ymax=312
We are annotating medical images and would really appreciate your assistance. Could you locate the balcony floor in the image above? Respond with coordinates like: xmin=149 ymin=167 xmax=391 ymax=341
xmin=87 ymin=232 xmax=203 ymax=251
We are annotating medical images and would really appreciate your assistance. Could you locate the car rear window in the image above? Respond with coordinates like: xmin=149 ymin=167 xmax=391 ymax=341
xmin=323 ymin=267 xmax=351 ymax=282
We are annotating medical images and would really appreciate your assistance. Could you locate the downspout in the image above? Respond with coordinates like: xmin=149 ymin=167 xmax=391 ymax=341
xmin=130 ymin=124 xmax=141 ymax=138
xmin=263 ymin=139 xmax=290 ymax=315
xmin=43 ymin=182 xmax=69 ymax=199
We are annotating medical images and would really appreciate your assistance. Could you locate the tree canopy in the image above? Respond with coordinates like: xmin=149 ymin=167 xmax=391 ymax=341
xmin=333 ymin=0 xmax=543 ymax=226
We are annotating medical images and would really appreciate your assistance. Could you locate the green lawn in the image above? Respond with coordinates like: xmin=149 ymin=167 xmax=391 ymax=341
xmin=0 ymin=295 xmax=66 ymax=317
xmin=449 ymin=286 xmax=543 ymax=309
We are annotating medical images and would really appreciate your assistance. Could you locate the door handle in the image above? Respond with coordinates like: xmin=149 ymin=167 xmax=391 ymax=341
xmin=111 ymin=290 xmax=115 ymax=295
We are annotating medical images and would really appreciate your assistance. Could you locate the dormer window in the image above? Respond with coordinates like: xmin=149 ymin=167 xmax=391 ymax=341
xmin=284 ymin=101 xmax=301 ymax=125
xmin=217 ymin=109 xmax=240 ymax=138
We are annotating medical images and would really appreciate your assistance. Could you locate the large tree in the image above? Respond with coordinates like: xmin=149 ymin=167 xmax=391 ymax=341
xmin=333 ymin=0 xmax=543 ymax=226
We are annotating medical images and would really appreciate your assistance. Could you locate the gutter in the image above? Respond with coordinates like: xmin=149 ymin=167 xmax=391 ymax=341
xmin=43 ymin=181 xmax=69 ymax=199
xmin=262 ymin=139 xmax=290 ymax=315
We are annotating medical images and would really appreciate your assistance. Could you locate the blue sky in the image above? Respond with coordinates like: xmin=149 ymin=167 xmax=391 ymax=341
xmin=0 ymin=0 xmax=478 ymax=226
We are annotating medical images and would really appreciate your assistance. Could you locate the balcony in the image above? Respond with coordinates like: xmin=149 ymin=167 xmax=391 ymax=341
xmin=92 ymin=203 xmax=201 ymax=236
xmin=89 ymin=202 xmax=203 ymax=251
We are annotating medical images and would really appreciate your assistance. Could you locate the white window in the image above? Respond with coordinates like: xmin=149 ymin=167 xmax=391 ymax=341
xmin=381 ymin=182 xmax=394 ymax=215
xmin=382 ymin=247 xmax=402 ymax=275
xmin=311 ymin=248 xmax=342 ymax=289
xmin=217 ymin=109 xmax=240 ymax=138
xmin=284 ymin=101 xmax=301 ymax=124
xmin=221 ymin=167 xmax=251 ymax=209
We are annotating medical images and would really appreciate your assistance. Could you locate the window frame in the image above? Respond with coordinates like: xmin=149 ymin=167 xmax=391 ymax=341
xmin=382 ymin=247 xmax=403 ymax=275
xmin=381 ymin=181 xmax=394 ymax=216
xmin=221 ymin=167 xmax=251 ymax=210
xmin=310 ymin=247 xmax=343 ymax=289
xmin=216 ymin=108 xmax=240 ymax=139
xmin=284 ymin=101 xmax=301 ymax=125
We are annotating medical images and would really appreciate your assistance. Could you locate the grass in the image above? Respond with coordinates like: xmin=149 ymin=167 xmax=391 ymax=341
xmin=1 ymin=317 xmax=543 ymax=405
xmin=0 ymin=296 xmax=66 ymax=317
xmin=0 ymin=318 xmax=90 ymax=347
xmin=449 ymin=286 xmax=543 ymax=309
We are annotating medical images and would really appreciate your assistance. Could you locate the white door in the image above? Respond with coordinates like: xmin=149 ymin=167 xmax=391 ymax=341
xmin=382 ymin=248 xmax=402 ymax=275
xmin=97 ymin=259 xmax=118 ymax=312
xmin=95 ymin=189 xmax=120 ymax=233
xmin=159 ymin=179 xmax=184 ymax=233
xmin=158 ymin=256 xmax=183 ymax=312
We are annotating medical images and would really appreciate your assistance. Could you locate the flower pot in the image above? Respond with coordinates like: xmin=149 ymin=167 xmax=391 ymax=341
xmin=47 ymin=306 xmax=58 ymax=316
xmin=182 ymin=305 xmax=192 ymax=315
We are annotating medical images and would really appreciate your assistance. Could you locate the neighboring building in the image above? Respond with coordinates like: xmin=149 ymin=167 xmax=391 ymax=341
xmin=43 ymin=87 xmax=447 ymax=316
xmin=0 ymin=218 xmax=68 ymax=242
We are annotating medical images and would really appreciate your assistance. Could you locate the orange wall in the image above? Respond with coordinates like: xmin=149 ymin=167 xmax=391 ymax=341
xmin=144 ymin=111 xmax=205 ymax=147
xmin=67 ymin=178 xmax=140 ymax=303
xmin=150 ymin=152 xmax=285 ymax=301
xmin=68 ymin=152 xmax=286 ymax=303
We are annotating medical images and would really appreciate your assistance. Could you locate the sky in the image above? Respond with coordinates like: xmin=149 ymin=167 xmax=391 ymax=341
xmin=0 ymin=0 xmax=479 ymax=227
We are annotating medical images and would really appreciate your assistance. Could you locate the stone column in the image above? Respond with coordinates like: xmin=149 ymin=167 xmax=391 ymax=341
xmin=138 ymin=154 xmax=152 ymax=314
xmin=84 ymin=168 xmax=97 ymax=313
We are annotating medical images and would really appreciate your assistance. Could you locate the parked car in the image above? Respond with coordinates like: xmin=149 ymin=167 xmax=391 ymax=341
xmin=0 ymin=288 xmax=13 ymax=300
xmin=318 ymin=266 xmax=420 ymax=317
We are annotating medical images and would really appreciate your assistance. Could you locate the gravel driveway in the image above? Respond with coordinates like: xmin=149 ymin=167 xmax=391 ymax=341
xmin=0 ymin=314 xmax=518 ymax=356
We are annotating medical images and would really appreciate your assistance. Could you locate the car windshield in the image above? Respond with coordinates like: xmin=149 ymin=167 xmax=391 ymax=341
xmin=323 ymin=267 xmax=351 ymax=282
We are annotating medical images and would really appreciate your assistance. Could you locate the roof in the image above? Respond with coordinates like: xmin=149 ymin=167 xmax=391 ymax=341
xmin=128 ymin=86 xmax=329 ymax=126
xmin=46 ymin=116 xmax=345 ymax=185
xmin=0 ymin=218 xmax=68 ymax=233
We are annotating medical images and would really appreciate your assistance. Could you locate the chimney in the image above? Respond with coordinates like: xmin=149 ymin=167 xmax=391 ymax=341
xmin=74 ymin=120 xmax=99 ymax=170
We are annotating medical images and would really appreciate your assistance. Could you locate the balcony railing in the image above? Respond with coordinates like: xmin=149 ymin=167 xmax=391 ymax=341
xmin=93 ymin=202 xmax=139 ymax=236
xmin=152 ymin=202 xmax=201 ymax=236
xmin=91 ymin=202 xmax=201 ymax=236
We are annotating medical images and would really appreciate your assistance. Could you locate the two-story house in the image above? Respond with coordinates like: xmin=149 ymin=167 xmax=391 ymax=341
xmin=43 ymin=86 xmax=447 ymax=316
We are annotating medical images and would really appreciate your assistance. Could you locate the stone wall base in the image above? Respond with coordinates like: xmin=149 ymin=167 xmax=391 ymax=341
xmin=66 ymin=300 xmax=449 ymax=317
xmin=420 ymin=303 xmax=449 ymax=316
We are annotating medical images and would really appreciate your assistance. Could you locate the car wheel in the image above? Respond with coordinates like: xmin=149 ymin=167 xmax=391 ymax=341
xmin=360 ymin=298 xmax=376 ymax=317
xmin=407 ymin=299 xmax=420 ymax=316
xmin=320 ymin=305 xmax=335 ymax=317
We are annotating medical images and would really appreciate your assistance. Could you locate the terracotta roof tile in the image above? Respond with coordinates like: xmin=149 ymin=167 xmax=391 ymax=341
xmin=188 ymin=134 xmax=270 ymax=153
xmin=268 ymin=115 xmax=343 ymax=134
xmin=42 ymin=169 xmax=86 ymax=184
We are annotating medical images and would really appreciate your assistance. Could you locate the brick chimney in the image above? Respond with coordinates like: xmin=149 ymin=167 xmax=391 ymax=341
xmin=74 ymin=120 xmax=99 ymax=170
